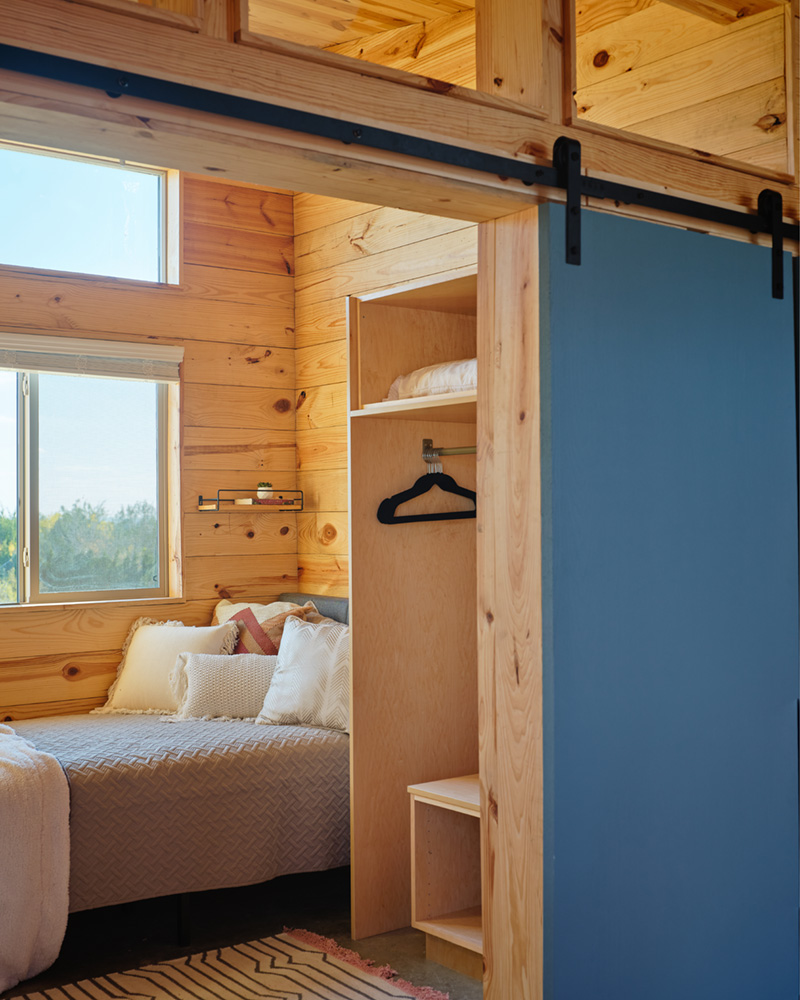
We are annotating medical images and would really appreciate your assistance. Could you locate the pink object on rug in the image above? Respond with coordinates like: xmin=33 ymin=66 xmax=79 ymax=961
xmin=285 ymin=928 xmax=451 ymax=1000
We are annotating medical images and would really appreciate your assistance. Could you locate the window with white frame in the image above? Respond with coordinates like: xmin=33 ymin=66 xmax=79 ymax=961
xmin=0 ymin=336 xmax=182 ymax=604
xmin=0 ymin=142 xmax=166 ymax=282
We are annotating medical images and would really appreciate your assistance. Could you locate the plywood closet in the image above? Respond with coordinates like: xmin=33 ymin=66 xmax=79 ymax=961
xmin=348 ymin=274 xmax=480 ymax=958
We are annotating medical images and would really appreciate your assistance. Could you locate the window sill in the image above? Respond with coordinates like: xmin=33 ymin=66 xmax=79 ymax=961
xmin=0 ymin=595 xmax=189 ymax=615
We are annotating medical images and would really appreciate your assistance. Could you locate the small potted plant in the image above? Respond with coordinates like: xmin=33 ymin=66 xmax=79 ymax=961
xmin=257 ymin=481 xmax=274 ymax=500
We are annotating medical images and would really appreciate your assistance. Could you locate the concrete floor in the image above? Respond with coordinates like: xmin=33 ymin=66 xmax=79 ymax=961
xmin=2 ymin=867 xmax=484 ymax=1000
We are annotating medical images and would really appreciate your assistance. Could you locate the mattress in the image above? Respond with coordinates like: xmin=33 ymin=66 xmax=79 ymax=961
xmin=12 ymin=713 xmax=350 ymax=912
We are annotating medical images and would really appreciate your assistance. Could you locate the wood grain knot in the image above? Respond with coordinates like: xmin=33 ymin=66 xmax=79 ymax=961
xmin=296 ymin=391 xmax=307 ymax=410
xmin=493 ymin=77 xmax=503 ymax=87
xmin=217 ymin=587 xmax=231 ymax=598
xmin=426 ymin=77 xmax=454 ymax=94
xmin=515 ymin=140 xmax=545 ymax=159
xmin=62 ymin=665 xmax=80 ymax=679
xmin=274 ymin=398 xmax=292 ymax=413
xmin=247 ymin=531 xmax=255 ymax=538
xmin=550 ymin=26 xmax=564 ymax=44
xmin=756 ymin=113 xmax=784 ymax=133
xmin=486 ymin=610 xmax=494 ymax=623
xmin=320 ymin=523 xmax=338 ymax=545
xmin=593 ymin=49 xmax=609 ymax=68
xmin=488 ymin=794 xmax=498 ymax=820
xmin=280 ymin=526 xmax=290 ymax=535
xmin=245 ymin=350 xmax=271 ymax=364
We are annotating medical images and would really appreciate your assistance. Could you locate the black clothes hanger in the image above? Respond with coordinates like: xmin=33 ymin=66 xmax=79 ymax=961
xmin=377 ymin=471 xmax=476 ymax=524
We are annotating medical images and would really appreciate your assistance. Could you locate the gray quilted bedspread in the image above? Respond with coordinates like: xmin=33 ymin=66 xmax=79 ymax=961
xmin=12 ymin=714 xmax=350 ymax=912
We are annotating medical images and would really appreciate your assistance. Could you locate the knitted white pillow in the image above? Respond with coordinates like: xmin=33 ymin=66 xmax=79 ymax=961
xmin=256 ymin=616 xmax=350 ymax=732
xmin=170 ymin=652 xmax=278 ymax=720
xmin=96 ymin=618 xmax=239 ymax=715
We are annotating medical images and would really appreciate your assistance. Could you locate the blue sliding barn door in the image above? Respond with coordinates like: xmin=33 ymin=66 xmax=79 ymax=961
xmin=540 ymin=206 xmax=799 ymax=1000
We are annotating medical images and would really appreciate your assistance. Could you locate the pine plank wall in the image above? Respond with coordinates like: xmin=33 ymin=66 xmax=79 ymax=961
xmin=293 ymin=195 xmax=477 ymax=598
xmin=0 ymin=176 xmax=478 ymax=720
xmin=0 ymin=175 xmax=297 ymax=720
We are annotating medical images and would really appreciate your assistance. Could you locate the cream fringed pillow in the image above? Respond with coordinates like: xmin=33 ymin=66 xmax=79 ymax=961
xmin=95 ymin=618 xmax=239 ymax=715
xmin=170 ymin=652 xmax=278 ymax=720
xmin=256 ymin=616 xmax=350 ymax=732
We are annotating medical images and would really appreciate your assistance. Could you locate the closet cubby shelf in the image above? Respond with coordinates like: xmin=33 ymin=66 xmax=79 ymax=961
xmin=351 ymin=390 xmax=477 ymax=423
xmin=408 ymin=775 xmax=482 ymax=956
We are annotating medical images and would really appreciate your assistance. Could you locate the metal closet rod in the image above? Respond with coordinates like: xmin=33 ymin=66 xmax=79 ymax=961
xmin=2 ymin=42 xmax=796 ymax=297
xmin=423 ymin=438 xmax=477 ymax=461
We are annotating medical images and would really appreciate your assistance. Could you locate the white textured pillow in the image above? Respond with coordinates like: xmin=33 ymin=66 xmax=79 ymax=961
xmin=385 ymin=357 xmax=477 ymax=401
xmin=170 ymin=652 xmax=278 ymax=720
xmin=256 ymin=616 xmax=350 ymax=732
xmin=96 ymin=618 xmax=239 ymax=715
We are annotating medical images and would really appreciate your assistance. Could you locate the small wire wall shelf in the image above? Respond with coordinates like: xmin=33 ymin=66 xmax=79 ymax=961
xmin=198 ymin=489 xmax=304 ymax=512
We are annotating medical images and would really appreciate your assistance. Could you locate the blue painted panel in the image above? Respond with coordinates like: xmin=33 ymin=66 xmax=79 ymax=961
xmin=541 ymin=205 xmax=798 ymax=1000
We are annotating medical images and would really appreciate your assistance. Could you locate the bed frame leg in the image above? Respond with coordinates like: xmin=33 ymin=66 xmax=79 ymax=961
xmin=176 ymin=893 xmax=192 ymax=948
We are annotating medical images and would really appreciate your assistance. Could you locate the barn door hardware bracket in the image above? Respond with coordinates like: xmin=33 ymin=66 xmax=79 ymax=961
xmin=0 ymin=43 xmax=797 ymax=300
xmin=553 ymin=137 xmax=582 ymax=266
xmin=758 ymin=189 xmax=784 ymax=300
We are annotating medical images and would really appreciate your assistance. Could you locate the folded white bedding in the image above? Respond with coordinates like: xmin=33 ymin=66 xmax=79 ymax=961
xmin=385 ymin=357 xmax=477 ymax=401
xmin=0 ymin=724 xmax=69 ymax=993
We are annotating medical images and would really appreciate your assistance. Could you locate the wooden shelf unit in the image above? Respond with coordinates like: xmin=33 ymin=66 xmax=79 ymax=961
xmin=409 ymin=774 xmax=482 ymax=962
xmin=348 ymin=272 xmax=480 ymax=944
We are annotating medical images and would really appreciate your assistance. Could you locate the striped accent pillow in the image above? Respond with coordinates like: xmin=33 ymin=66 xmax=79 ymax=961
xmin=212 ymin=599 xmax=325 ymax=655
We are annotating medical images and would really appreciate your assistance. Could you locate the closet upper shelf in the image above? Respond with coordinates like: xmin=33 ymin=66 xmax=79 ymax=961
xmin=352 ymin=390 xmax=477 ymax=423
xmin=349 ymin=272 xmax=477 ymax=418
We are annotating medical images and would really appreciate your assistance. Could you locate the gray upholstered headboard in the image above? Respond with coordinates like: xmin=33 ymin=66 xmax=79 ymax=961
xmin=280 ymin=592 xmax=349 ymax=625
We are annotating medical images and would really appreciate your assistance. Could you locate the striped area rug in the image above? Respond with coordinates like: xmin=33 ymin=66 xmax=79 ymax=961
xmin=12 ymin=930 xmax=450 ymax=1000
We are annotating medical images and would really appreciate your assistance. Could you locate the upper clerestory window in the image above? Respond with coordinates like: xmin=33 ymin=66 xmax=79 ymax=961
xmin=0 ymin=142 xmax=166 ymax=283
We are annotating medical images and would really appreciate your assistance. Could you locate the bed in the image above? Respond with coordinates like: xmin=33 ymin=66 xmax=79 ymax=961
xmin=10 ymin=592 xmax=351 ymax=914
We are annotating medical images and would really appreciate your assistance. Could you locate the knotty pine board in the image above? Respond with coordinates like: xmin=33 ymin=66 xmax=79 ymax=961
xmin=182 ymin=511 xmax=298 ymax=557
xmin=182 ymin=383 xmax=296 ymax=431
xmin=295 ymin=381 xmax=348 ymax=430
xmin=574 ymin=4 xmax=788 ymax=171
xmin=325 ymin=9 xmax=476 ymax=88
xmin=247 ymin=0 xmax=473 ymax=49
xmin=0 ymin=269 xmax=294 ymax=347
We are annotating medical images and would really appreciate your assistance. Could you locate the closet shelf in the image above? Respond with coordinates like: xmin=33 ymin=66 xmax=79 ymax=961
xmin=352 ymin=390 xmax=477 ymax=423
xmin=414 ymin=907 xmax=483 ymax=954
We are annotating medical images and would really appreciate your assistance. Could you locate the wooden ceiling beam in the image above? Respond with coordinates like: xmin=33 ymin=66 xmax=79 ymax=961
xmin=0 ymin=0 xmax=796 ymax=234
xmin=658 ymin=0 xmax=788 ymax=25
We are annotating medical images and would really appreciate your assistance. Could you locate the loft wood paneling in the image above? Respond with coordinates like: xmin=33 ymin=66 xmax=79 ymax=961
xmin=325 ymin=9 xmax=477 ymax=87
xmin=293 ymin=196 xmax=478 ymax=597
xmin=659 ymin=0 xmax=788 ymax=23
xmin=574 ymin=4 xmax=789 ymax=171
xmin=247 ymin=0 xmax=474 ymax=49
xmin=0 ymin=174 xmax=298 ymax=720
